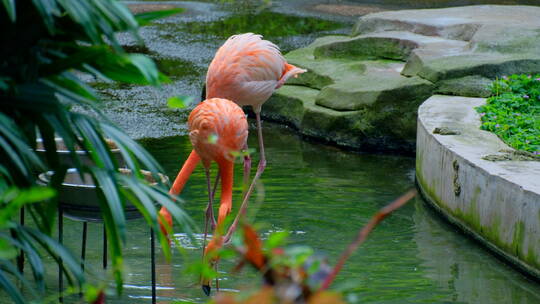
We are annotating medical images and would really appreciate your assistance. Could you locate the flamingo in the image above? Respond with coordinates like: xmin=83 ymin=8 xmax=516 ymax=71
xmin=159 ymin=97 xmax=248 ymax=233
xmin=160 ymin=98 xmax=248 ymax=293
xmin=160 ymin=33 xmax=306 ymax=235
xmin=206 ymin=33 xmax=306 ymax=181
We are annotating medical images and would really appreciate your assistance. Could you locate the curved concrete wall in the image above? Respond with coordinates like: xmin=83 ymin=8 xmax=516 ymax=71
xmin=416 ymin=95 xmax=540 ymax=279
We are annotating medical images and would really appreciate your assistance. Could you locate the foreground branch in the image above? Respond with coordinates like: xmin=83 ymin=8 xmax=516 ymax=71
xmin=320 ymin=189 xmax=417 ymax=290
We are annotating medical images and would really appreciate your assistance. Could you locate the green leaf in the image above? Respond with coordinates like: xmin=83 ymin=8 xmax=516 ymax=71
xmin=167 ymin=95 xmax=196 ymax=109
xmin=2 ymin=0 xmax=16 ymax=22
xmin=207 ymin=134 xmax=218 ymax=144
xmin=23 ymin=227 xmax=84 ymax=286
xmin=0 ymin=239 xmax=17 ymax=259
xmin=31 ymin=0 xmax=60 ymax=34
xmin=126 ymin=54 xmax=167 ymax=86
xmin=265 ymin=230 xmax=289 ymax=251
xmin=0 ymin=269 xmax=25 ymax=304
xmin=134 ymin=8 xmax=185 ymax=26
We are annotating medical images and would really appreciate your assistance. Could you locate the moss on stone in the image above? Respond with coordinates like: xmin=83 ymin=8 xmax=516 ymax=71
xmin=512 ymin=221 xmax=526 ymax=257
xmin=313 ymin=36 xmax=417 ymax=61
xmin=436 ymin=75 xmax=493 ymax=98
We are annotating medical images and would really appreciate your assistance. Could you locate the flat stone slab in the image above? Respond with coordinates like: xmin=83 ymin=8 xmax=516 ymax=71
xmin=315 ymin=61 xmax=433 ymax=110
xmin=266 ymin=5 xmax=540 ymax=152
xmin=416 ymin=95 xmax=540 ymax=278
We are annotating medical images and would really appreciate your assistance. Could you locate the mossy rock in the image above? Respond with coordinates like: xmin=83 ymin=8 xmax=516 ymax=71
xmin=265 ymin=85 xmax=417 ymax=153
xmin=436 ymin=75 xmax=493 ymax=98
xmin=315 ymin=68 xmax=434 ymax=111
xmin=411 ymin=53 xmax=540 ymax=83
xmin=285 ymin=35 xmax=366 ymax=89
xmin=313 ymin=36 xmax=417 ymax=61
xmin=272 ymin=5 xmax=540 ymax=152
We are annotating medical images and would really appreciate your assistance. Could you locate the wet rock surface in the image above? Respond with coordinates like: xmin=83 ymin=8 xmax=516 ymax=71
xmin=269 ymin=5 xmax=540 ymax=153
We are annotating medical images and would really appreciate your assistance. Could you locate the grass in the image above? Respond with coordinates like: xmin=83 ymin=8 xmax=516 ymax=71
xmin=476 ymin=74 xmax=540 ymax=154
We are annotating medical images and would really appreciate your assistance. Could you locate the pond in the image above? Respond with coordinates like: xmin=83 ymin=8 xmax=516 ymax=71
xmin=23 ymin=123 xmax=540 ymax=303
xmin=9 ymin=0 xmax=540 ymax=303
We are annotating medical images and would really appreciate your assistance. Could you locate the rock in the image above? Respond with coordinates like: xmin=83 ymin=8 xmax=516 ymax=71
xmin=436 ymin=75 xmax=493 ymax=97
xmin=356 ymin=6 xmax=540 ymax=82
xmin=351 ymin=5 xmax=540 ymax=39
xmin=408 ymin=53 xmax=540 ymax=83
xmin=315 ymin=61 xmax=434 ymax=111
xmin=285 ymin=35 xmax=361 ymax=89
xmin=265 ymin=85 xmax=417 ymax=153
xmin=268 ymin=5 xmax=540 ymax=152
xmin=314 ymin=31 xmax=467 ymax=61
xmin=263 ymin=85 xmax=316 ymax=128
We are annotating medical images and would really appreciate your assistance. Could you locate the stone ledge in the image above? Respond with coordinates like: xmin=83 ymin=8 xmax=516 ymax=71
xmin=416 ymin=95 xmax=540 ymax=279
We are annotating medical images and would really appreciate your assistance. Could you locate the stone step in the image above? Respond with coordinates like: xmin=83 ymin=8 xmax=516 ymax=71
xmin=315 ymin=60 xmax=434 ymax=111
xmin=351 ymin=5 xmax=540 ymax=40
xmin=285 ymin=35 xmax=365 ymax=89
xmin=312 ymin=31 xmax=469 ymax=61
xmin=406 ymin=52 xmax=540 ymax=83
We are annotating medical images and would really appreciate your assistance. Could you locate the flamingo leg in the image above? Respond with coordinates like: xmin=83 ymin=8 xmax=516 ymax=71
xmin=243 ymin=144 xmax=252 ymax=200
xmin=223 ymin=112 xmax=266 ymax=243
xmin=209 ymin=169 xmax=220 ymax=231
xmin=254 ymin=111 xmax=266 ymax=175
xmin=202 ymin=168 xmax=215 ymax=257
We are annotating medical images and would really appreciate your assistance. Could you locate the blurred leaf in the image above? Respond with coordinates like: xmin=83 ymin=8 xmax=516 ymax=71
xmin=243 ymin=224 xmax=265 ymax=269
xmin=208 ymin=133 xmax=218 ymax=144
xmin=265 ymin=230 xmax=289 ymax=251
xmin=31 ymin=0 xmax=60 ymax=34
xmin=23 ymin=227 xmax=84 ymax=286
xmin=0 ymin=187 xmax=56 ymax=229
xmin=186 ymin=260 xmax=218 ymax=279
xmin=285 ymin=245 xmax=314 ymax=267
xmin=0 ymin=270 xmax=25 ymax=304
xmin=308 ymin=291 xmax=346 ymax=304
xmin=0 ymin=239 xmax=17 ymax=259
xmin=1 ymin=0 xmax=15 ymax=22
xmin=134 ymin=8 xmax=184 ymax=26
xmin=167 ymin=95 xmax=196 ymax=109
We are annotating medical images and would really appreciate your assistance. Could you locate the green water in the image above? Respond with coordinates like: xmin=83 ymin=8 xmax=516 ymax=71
xmin=25 ymin=123 xmax=539 ymax=303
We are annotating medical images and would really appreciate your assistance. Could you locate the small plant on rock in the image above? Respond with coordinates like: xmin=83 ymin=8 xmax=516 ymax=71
xmin=476 ymin=74 xmax=540 ymax=154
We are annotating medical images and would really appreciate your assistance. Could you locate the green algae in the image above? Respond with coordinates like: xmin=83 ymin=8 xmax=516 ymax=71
xmin=154 ymin=57 xmax=203 ymax=81
xmin=171 ymin=10 xmax=345 ymax=41
xmin=314 ymin=36 xmax=416 ymax=61
xmin=512 ymin=221 xmax=526 ymax=256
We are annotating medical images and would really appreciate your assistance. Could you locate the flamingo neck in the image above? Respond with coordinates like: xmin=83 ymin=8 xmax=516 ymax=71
xmin=169 ymin=150 xmax=201 ymax=196
xmin=217 ymin=160 xmax=234 ymax=226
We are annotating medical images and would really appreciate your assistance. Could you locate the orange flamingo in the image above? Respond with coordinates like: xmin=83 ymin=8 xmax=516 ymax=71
xmin=160 ymin=97 xmax=248 ymax=232
xmin=160 ymin=33 xmax=306 ymax=235
xmin=160 ymin=98 xmax=248 ymax=294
